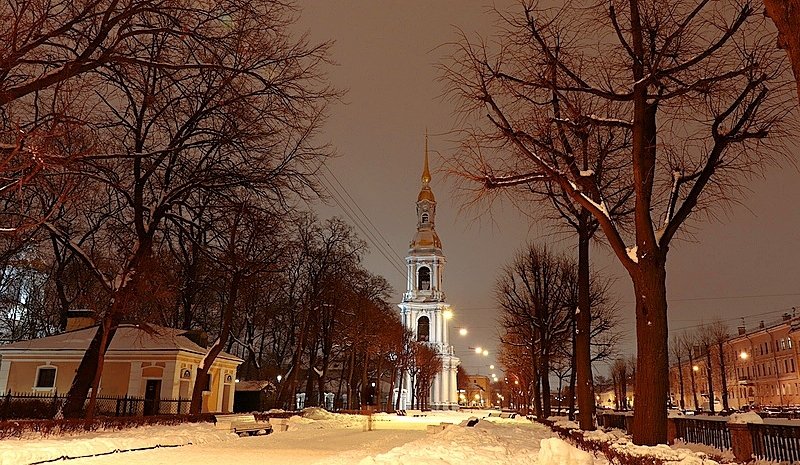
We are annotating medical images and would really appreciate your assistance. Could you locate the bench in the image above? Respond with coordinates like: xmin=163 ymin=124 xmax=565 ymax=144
xmin=214 ymin=414 xmax=273 ymax=436
xmin=487 ymin=412 xmax=502 ymax=418
xmin=499 ymin=412 xmax=517 ymax=419
xmin=406 ymin=409 xmax=427 ymax=417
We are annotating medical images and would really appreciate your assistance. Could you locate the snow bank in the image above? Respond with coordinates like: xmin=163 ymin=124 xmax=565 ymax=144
xmin=609 ymin=440 xmax=720 ymax=465
xmin=351 ymin=418 xmax=551 ymax=465
xmin=0 ymin=423 xmax=235 ymax=465
xmin=302 ymin=407 xmax=338 ymax=421
xmin=539 ymin=437 xmax=594 ymax=465
xmin=728 ymin=412 xmax=763 ymax=424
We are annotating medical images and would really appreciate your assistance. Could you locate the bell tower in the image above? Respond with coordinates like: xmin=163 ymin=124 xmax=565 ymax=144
xmin=397 ymin=134 xmax=460 ymax=410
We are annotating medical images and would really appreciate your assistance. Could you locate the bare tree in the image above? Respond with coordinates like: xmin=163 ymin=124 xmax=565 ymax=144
xmin=670 ymin=334 xmax=686 ymax=410
xmin=443 ymin=0 xmax=796 ymax=444
xmin=681 ymin=332 xmax=701 ymax=411
xmin=189 ymin=199 xmax=285 ymax=414
xmin=34 ymin=0 xmax=336 ymax=418
xmin=710 ymin=320 xmax=732 ymax=411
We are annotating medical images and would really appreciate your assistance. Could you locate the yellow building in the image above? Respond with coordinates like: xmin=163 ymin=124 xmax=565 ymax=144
xmin=0 ymin=322 xmax=241 ymax=414
xmin=669 ymin=314 xmax=800 ymax=410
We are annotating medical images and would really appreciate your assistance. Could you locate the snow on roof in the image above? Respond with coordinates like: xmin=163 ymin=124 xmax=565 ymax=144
xmin=0 ymin=324 xmax=242 ymax=362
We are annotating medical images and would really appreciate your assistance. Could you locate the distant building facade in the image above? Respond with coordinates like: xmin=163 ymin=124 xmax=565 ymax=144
xmin=669 ymin=314 xmax=800 ymax=410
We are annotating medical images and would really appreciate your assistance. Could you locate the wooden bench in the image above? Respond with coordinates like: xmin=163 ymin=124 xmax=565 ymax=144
xmin=214 ymin=414 xmax=273 ymax=436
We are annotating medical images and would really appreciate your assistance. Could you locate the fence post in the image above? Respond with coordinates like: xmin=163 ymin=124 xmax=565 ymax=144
xmin=178 ymin=396 xmax=182 ymax=415
xmin=667 ymin=417 xmax=677 ymax=445
xmin=728 ymin=423 xmax=754 ymax=463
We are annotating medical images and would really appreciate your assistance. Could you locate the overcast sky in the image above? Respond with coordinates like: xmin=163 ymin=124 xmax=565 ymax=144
xmin=296 ymin=0 xmax=800 ymax=376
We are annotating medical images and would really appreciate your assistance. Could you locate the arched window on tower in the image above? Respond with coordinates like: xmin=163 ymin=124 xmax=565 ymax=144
xmin=418 ymin=266 xmax=431 ymax=291
xmin=421 ymin=213 xmax=429 ymax=224
xmin=417 ymin=316 xmax=430 ymax=341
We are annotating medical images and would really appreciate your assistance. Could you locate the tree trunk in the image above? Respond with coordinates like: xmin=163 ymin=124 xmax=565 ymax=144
xmin=395 ymin=368 xmax=404 ymax=410
xmin=763 ymin=0 xmax=800 ymax=101
xmin=347 ymin=348 xmax=357 ymax=409
xmin=688 ymin=350 xmax=699 ymax=411
xmin=677 ymin=356 xmax=686 ymax=410
xmin=575 ymin=225 xmax=595 ymax=429
xmin=540 ymin=352 xmax=552 ymax=417
xmin=531 ymin=355 xmax=542 ymax=418
xmin=630 ymin=261 xmax=669 ymax=445
xmin=386 ymin=366 xmax=397 ymax=412
xmin=717 ymin=342 xmax=729 ymax=411
xmin=190 ymin=272 xmax=241 ymax=414
xmin=705 ymin=348 xmax=715 ymax=414
xmin=568 ymin=318 xmax=577 ymax=420
xmin=304 ymin=342 xmax=318 ymax=407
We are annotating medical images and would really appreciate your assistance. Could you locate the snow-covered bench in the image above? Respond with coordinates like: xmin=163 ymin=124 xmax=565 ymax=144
xmin=499 ymin=413 xmax=517 ymax=419
xmin=406 ymin=409 xmax=427 ymax=417
xmin=214 ymin=414 xmax=273 ymax=436
xmin=487 ymin=412 xmax=502 ymax=418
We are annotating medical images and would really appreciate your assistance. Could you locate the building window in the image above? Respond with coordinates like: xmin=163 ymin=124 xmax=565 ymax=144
xmin=35 ymin=366 xmax=57 ymax=390
xmin=418 ymin=266 xmax=431 ymax=291
xmin=417 ymin=316 xmax=430 ymax=342
xmin=421 ymin=213 xmax=429 ymax=224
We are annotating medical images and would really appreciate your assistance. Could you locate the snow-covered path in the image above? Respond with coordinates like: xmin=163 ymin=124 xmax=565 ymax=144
xmin=68 ymin=428 xmax=425 ymax=465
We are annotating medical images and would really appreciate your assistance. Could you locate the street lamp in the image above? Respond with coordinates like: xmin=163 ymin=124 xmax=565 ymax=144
xmin=277 ymin=374 xmax=283 ymax=382
xmin=692 ymin=365 xmax=699 ymax=372
xmin=483 ymin=349 xmax=489 ymax=356
xmin=740 ymin=351 xmax=749 ymax=360
xmin=474 ymin=346 xmax=482 ymax=354
xmin=459 ymin=328 xmax=468 ymax=336
xmin=443 ymin=309 xmax=454 ymax=320
xmin=489 ymin=365 xmax=495 ymax=370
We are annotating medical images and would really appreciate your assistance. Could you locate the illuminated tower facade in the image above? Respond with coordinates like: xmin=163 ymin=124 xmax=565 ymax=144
xmin=397 ymin=138 xmax=460 ymax=410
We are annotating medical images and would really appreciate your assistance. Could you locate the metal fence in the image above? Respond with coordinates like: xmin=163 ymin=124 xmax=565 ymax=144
xmin=0 ymin=391 xmax=194 ymax=420
xmin=750 ymin=423 xmax=800 ymax=463
xmin=673 ymin=417 xmax=731 ymax=451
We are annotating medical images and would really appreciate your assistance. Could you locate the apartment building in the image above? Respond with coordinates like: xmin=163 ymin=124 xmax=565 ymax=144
xmin=669 ymin=313 xmax=800 ymax=410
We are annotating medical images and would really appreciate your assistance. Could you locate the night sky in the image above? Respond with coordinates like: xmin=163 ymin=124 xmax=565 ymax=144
xmin=297 ymin=1 xmax=800 ymax=376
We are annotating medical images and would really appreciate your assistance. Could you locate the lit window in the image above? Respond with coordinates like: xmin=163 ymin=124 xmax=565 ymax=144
xmin=421 ymin=213 xmax=429 ymax=223
xmin=35 ymin=367 xmax=57 ymax=390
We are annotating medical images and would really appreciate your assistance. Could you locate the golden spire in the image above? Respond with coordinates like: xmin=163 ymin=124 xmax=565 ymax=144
xmin=421 ymin=130 xmax=431 ymax=185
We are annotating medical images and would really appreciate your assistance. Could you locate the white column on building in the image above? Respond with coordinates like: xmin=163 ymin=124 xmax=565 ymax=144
xmin=162 ymin=361 xmax=178 ymax=399
xmin=128 ymin=361 xmax=143 ymax=396
xmin=0 ymin=359 xmax=11 ymax=392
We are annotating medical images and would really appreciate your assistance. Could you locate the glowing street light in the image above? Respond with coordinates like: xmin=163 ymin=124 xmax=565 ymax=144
xmin=277 ymin=374 xmax=283 ymax=382
xmin=740 ymin=351 xmax=749 ymax=360
xmin=474 ymin=346 xmax=483 ymax=354
xmin=459 ymin=328 xmax=468 ymax=336
xmin=692 ymin=365 xmax=699 ymax=372
xmin=482 ymin=349 xmax=489 ymax=356
xmin=489 ymin=365 xmax=495 ymax=369
xmin=443 ymin=309 xmax=454 ymax=320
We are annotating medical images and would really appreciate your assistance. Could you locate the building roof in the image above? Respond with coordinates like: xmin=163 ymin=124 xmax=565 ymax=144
xmin=0 ymin=324 xmax=242 ymax=363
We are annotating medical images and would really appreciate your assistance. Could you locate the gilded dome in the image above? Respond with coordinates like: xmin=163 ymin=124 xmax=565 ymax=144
xmin=417 ymin=186 xmax=435 ymax=202
xmin=410 ymin=228 xmax=442 ymax=250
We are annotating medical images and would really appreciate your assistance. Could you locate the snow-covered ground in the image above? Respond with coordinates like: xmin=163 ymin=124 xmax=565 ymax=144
xmin=0 ymin=409 xmax=596 ymax=465
xmin=2 ymin=409 xmax=739 ymax=465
